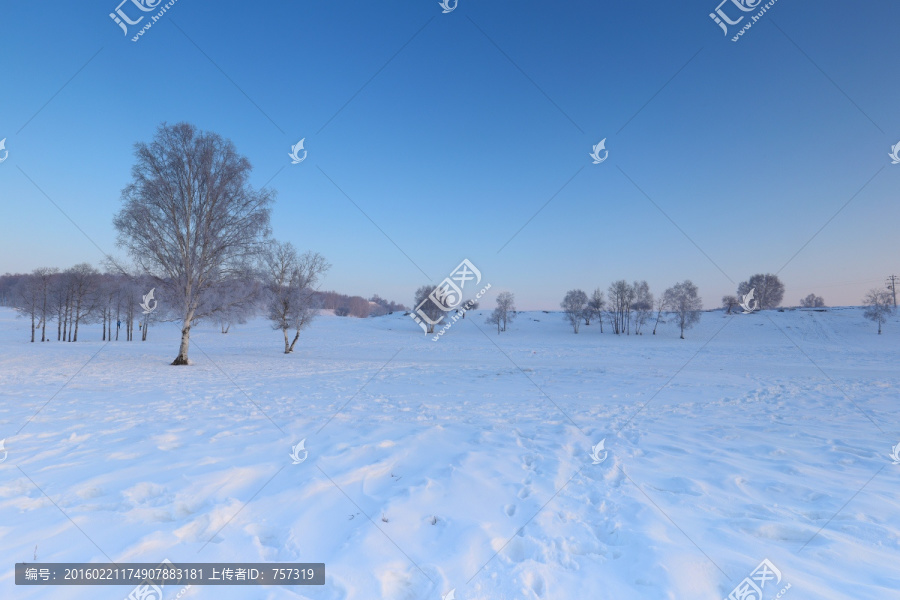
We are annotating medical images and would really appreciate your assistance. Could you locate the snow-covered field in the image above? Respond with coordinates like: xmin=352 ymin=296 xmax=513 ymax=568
xmin=1 ymin=306 xmax=899 ymax=599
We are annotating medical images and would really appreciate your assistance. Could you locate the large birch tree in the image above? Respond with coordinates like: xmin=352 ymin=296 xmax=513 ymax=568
xmin=114 ymin=122 xmax=273 ymax=365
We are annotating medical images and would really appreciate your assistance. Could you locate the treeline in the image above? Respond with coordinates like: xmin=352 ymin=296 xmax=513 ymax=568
xmin=318 ymin=291 xmax=405 ymax=318
xmin=0 ymin=265 xmax=152 ymax=343
xmin=0 ymin=265 xmax=405 ymax=343
xmin=560 ymin=279 xmax=701 ymax=338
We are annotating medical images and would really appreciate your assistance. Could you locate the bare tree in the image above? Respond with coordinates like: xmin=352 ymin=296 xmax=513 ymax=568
xmin=97 ymin=274 xmax=120 ymax=342
xmin=587 ymin=288 xmax=605 ymax=332
xmin=606 ymin=280 xmax=634 ymax=334
xmin=862 ymin=288 xmax=894 ymax=334
xmin=413 ymin=285 xmax=445 ymax=334
xmin=665 ymin=280 xmax=702 ymax=339
xmin=737 ymin=274 xmax=784 ymax=310
xmin=347 ymin=296 xmax=371 ymax=318
xmin=487 ymin=291 xmax=516 ymax=333
xmin=15 ymin=268 xmax=58 ymax=342
xmin=370 ymin=294 xmax=405 ymax=316
xmin=652 ymin=294 xmax=669 ymax=335
xmin=799 ymin=293 xmax=825 ymax=308
xmin=114 ymin=122 xmax=273 ymax=364
xmin=140 ymin=292 xmax=158 ymax=341
xmin=721 ymin=295 xmax=739 ymax=315
xmin=122 ymin=276 xmax=144 ymax=341
xmin=13 ymin=274 xmax=41 ymax=342
xmin=0 ymin=274 xmax=22 ymax=306
xmin=561 ymin=289 xmax=588 ymax=334
xmin=631 ymin=280 xmax=653 ymax=335
xmin=66 ymin=263 xmax=99 ymax=342
xmin=33 ymin=268 xmax=57 ymax=342
xmin=265 ymin=242 xmax=329 ymax=353
xmin=214 ymin=275 xmax=261 ymax=333
xmin=459 ymin=300 xmax=477 ymax=318
xmin=50 ymin=271 xmax=73 ymax=341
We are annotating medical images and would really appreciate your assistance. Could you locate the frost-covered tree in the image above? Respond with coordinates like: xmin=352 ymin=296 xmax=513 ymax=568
xmin=665 ymin=280 xmax=702 ymax=339
xmin=800 ymin=293 xmax=825 ymax=308
xmin=459 ymin=300 xmax=477 ymax=318
xmin=487 ymin=291 xmax=516 ymax=333
xmin=606 ymin=280 xmax=635 ymax=334
xmin=34 ymin=268 xmax=57 ymax=342
xmin=121 ymin=275 xmax=150 ymax=342
xmin=721 ymin=295 xmax=739 ymax=315
xmin=14 ymin=268 xmax=57 ymax=342
xmin=214 ymin=275 xmax=261 ymax=333
xmin=862 ymin=288 xmax=894 ymax=334
xmin=412 ymin=285 xmax=445 ymax=334
xmin=561 ymin=289 xmax=588 ymax=334
xmin=737 ymin=274 xmax=784 ymax=310
xmin=50 ymin=271 xmax=72 ymax=341
xmin=114 ymin=122 xmax=273 ymax=364
xmin=347 ymin=296 xmax=371 ymax=318
xmin=369 ymin=294 xmax=405 ymax=316
xmin=66 ymin=263 xmax=99 ymax=342
xmin=652 ymin=294 xmax=669 ymax=335
xmin=265 ymin=241 xmax=329 ymax=353
xmin=97 ymin=273 xmax=120 ymax=342
xmin=631 ymin=281 xmax=653 ymax=335
xmin=13 ymin=274 xmax=41 ymax=342
xmin=587 ymin=288 xmax=605 ymax=332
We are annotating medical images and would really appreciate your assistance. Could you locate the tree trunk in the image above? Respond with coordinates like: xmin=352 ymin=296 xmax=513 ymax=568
xmin=30 ymin=313 xmax=35 ymax=342
xmin=287 ymin=329 xmax=301 ymax=353
xmin=102 ymin=311 xmax=107 ymax=341
xmin=283 ymin=328 xmax=291 ymax=353
xmin=172 ymin=321 xmax=191 ymax=364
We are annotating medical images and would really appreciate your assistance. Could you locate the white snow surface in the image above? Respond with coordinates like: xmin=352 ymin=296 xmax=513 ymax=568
xmin=1 ymin=307 xmax=899 ymax=599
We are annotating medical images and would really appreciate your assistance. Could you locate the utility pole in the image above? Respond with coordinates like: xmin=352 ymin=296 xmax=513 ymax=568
xmin=887 ymin=275 xmax=899 ymax=307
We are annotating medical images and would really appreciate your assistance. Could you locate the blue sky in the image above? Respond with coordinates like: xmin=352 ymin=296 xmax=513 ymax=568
xmin=1 ymin=1 xmax=898 ymax=309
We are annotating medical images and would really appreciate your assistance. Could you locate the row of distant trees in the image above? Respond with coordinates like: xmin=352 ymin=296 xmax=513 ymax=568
xmin=496 ymin=273 xmax=893 ymax=338
xmin=1 ymin=255 xmax=404 ymax=349
xmin=0 ymin=265 xmax=152 ymax=343
xmin=320 ymin=291 xmax=404 ymax=318
xmin=560 ymin=280 xmax=701 ymax=338
xmin=719 ymin=273 xmax=895 ymax=333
